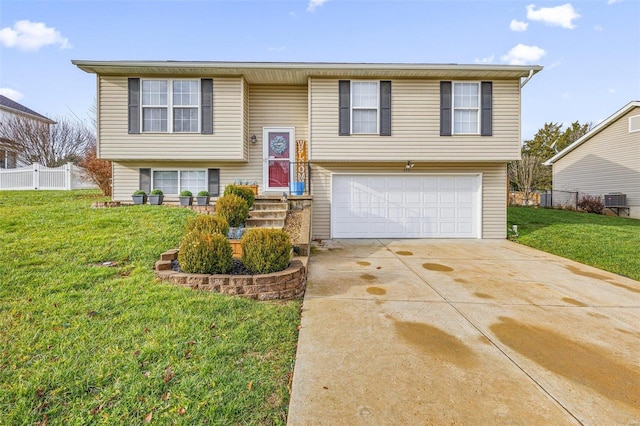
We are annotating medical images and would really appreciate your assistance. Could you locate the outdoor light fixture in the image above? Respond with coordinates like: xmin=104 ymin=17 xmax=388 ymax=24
xmin=250 ymin=134 xmax=257 ymax=144
xmin=404 ymin=161 xmax=414 ymax=172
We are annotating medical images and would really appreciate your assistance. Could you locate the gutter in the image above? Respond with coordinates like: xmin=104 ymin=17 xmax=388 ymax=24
xmin=520 ymin=69 xmax=535 ymax=88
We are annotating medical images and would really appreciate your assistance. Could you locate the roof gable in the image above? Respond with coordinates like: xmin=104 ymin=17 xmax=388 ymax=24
xmin=545 ymin=101 xmax=640 ymax=165
xmin=0 ymin=95 xmax=55 ymax=124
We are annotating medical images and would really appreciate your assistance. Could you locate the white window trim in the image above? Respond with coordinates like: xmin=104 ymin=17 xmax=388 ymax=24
xmin=150 ymin=168 xmax=207 ymax=196
xmin=350 ymin=80 xmax=380 ymax=135
xmin=629 ymin=114 xmax=640 ymax=133
xmin=141 ymin=79 xmax=200 ymax=134
xmin=452 ymin=81 xmax=481 ymax=135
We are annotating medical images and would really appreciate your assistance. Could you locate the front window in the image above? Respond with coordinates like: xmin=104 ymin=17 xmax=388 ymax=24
xmin=351 ymin=81 xmax=379 ymax=134
xmin=453 ymin=82 xmax=480 ymax=134
xmin=141 ymin=80 xmax=199 ymax=133
xmin=152 ymin=170 xmax=206 ymax=195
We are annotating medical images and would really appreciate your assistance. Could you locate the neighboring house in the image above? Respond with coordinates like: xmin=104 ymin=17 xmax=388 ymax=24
xmin=73 ymin=60 xmax=541 ymax=239
xmin=545 ymin=101 xmax=640 ymax=218
xmin=0 ymin=95 xmax=56 ymax=168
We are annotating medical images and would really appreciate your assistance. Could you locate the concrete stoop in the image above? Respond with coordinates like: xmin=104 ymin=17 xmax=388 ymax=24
xmin=247 ymin=199 xmax=289 ymax=229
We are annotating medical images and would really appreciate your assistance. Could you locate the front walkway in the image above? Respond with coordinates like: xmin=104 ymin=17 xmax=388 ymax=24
xmin=288 ymin=239 xmax=640 ymax=425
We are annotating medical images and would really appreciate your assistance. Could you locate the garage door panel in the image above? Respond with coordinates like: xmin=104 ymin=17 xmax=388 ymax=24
xmin=332 ymin=174 xmax=479 ymax=238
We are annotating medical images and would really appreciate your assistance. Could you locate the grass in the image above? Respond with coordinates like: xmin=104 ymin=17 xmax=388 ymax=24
xmin=0 ymin=190 xmax=300 ymax=425
xmin=508 ymin=206 xmax=640 ymax=281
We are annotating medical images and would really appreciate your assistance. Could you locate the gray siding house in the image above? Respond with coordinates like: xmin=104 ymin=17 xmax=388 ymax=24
xmin=545 ymin=101 xmax=640 ymax=218
xmin=73 ymin=61 xmax=542 ymax=239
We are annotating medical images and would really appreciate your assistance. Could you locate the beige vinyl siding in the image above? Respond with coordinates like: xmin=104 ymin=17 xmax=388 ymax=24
xmin=249 ymin=84 xmax=308 ymax=145
xmin=98 ymin=76 xmax=245 ymax=161
xmin=310 ymin=162 xmax=508 ymax=239
xmin=309 ymin=78 xmax=521 ymax=162
xmin=553 ymin=106 xmax=640 ymax=218
xmin=111 ymin=84 xmax=309 ymax=200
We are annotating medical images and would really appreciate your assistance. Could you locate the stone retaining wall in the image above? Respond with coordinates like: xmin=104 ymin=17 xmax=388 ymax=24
xmin=154 ymin=249 xmax=306 ymax=300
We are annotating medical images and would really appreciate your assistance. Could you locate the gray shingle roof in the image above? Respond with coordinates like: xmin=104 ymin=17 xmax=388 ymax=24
xmin=0 ymin=95 xmax=55 ymax=123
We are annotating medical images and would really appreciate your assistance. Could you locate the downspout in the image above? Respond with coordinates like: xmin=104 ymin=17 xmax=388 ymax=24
xmin=520 ymin=69 xmax=535 ymax=88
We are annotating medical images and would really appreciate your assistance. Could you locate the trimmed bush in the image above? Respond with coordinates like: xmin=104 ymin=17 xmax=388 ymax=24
xmin=150 ymin=189 xmax=163 ymax=195
xmin=180 ymin=190 xmax=193 ymax=197
xmin=241 ymin=228 xmax=292 ymax=274
xmin=216 ymin=194 xmax=249 ymax=227
xmin=197 ymin=190 xmax=209 ymax=197
xmin=178 ymin=231 xmax=233 ymax=274
xmin=185 ymin=214 xmax=229 ymax=237
xmin=224 ymin=184 xmax=255 ymax=208
xmin=133 ymin=190 xmax=146 ymax=196
xmin=577 ymin=195 xmax=604 ymax=214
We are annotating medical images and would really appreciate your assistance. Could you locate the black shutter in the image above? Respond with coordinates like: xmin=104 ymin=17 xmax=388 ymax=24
xmin=128 ymin=78 xmax=140 ymax=134
xmin=208 ymin=168 xmax=220 ymax=196
xmin=338 ymin=80 xmax=350 ymax=136
xmin=201 ymin=79 xmax=213 ymax=134
xmin=440 ymin=81 xmax=452 ymax=136
xmin=380 ymin=81 xmax=391 ymax=136
xmin=481 ymin=81 xmax=493 ymax=136
xmin=139 ymin=168 xmax=151 ymax=193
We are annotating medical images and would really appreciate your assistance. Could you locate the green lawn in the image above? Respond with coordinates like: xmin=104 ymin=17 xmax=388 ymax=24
xmin=0 ymin=190 xmax=300 ymax=425
xmin=508 ymin=206 xmax=640 ymax=281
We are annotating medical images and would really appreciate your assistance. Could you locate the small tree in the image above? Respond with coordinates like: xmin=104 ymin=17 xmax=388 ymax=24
xmin=508 ymin=154 xmax=545 ymax=205
xmin=78 ymin=145 xmax=112 ymax=196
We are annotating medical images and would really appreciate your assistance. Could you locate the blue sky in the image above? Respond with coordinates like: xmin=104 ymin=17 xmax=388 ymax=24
xmin=0 ymin=0 xmax=638 ymax=140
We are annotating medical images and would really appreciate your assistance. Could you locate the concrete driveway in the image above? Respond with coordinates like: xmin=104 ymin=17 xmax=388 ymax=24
xmin=287 ymin=239 xmax=640 ymax=425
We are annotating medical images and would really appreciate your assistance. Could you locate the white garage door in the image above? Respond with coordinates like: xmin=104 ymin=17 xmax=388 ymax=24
xmin=331 ymin=174 xmax=480 ymax=238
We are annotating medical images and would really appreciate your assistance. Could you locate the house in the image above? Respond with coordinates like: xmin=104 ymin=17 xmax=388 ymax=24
xmin=72 ymin=60 xmax=542 ymax=239
xmin=0 ymin=95 xmax=56 ymax=168
xmin=545 ymin=101 xmax=640 ymax=218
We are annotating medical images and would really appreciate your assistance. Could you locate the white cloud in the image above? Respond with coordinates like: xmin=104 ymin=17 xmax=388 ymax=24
xmin=0 ymin=20 xmax=71 ymax=51
xmin=0 ymin=88 xmax=24 ymax=101
xmin=607 ymin=0 xmax=621 ymax=4
xmin=594 ymin=24 xmax=604 ymax=31
xmin=501 ymin=44 xmax=546 ymax=65
xmin=267 ymin=46 xmax=286 ymax=52
xmin=307 ymin=0 xmax=328 ymax=12
xmin=526 ymin=3 xmax=580 ymax=29
xmin=475 ymin=55 xmax=495 ymax=64
xmin=608 ymin=88 xmax=616 ymax=94
xmin=547 ymin=60 xmax=562 ymax=69
xmin=510 ymin=19 xmax=529 ymax=32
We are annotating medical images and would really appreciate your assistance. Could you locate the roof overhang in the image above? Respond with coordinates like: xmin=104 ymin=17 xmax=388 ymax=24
xmin=72 ymin=60 xmax=542 ymax=85
xmin=544 ymin=101 xmax=640 ymax=165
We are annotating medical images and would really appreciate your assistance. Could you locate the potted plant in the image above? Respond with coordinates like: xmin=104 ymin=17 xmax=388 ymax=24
xmin=234 ymin=180 xmax=259 ymax=196
xmin=132 ymin=190 xmax=147 ymax=205
xmin=179 ymin=190 xmax=193 ymax=206
xmin=196 ymin=190 xmax=210 ymax=206
xmin=148 ymin=189 xmax=164 ymax=205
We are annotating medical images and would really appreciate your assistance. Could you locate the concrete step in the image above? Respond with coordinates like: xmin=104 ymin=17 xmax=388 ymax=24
xmin=252 ymin=201 xmax=288 ymax=211
xmin=249 ymin=209 xmax=288 ymax=220
xmin=246 ymin=217 xmax=285 ymax=229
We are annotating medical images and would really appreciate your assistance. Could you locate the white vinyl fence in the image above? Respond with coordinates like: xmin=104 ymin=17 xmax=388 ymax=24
xmin=0 ymin=162 xmax=98 ymax=191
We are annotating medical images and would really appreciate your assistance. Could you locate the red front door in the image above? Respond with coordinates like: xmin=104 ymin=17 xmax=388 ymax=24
xmin=264 ymin=128 xmax=293 ymax=190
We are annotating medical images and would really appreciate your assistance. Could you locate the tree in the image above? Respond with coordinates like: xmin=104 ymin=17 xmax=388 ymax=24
xmin=78 ymin=99 xmax=112 ymax=196
xmin=508 ymin=154 xmax=545 ymax=205
xmin=0 ymin=115 xmax=94 ymax=167
xmin=78 ymin=145 xmax=112 ymax=196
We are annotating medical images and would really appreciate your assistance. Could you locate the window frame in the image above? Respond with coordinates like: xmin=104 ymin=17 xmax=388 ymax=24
xmin=350 ymin=80 xmax=380 ymax=135
xmin=150 ymin=169 xmax=207 ymax=195
xmin=140 ymin=78 xmax=200 ymax=134
xmin=452 ymin=81 xmax=481 ymax=135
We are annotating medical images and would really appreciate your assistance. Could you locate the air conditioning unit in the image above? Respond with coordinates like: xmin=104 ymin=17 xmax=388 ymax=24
xmin=604 ymin=193 xmax=626 ymax=207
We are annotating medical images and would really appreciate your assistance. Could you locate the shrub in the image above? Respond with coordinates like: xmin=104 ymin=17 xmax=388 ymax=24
xmin=185 ymin=214 xmax=229 ymax=237
xmin=215 ymin=194 xmax=249 ymax=227
xmin=577 ymin=195 xmax=604 ymax=214
xmin=178 ymin=231 xmax=232 ymax=274
xmin=150 ymin=189 xmax=163 ymax=195
xmin=79 ymin=145 xmax=112 ymax=196
xmin=224 ymin=184 xmax=255 ymax=208
xmin=197 ymin=190 xmax=209 ymax=197
xmin=241 ymin=228 xmax=292 ymax=274
xmin=133 ymin=190 xmax=146 ymax=196
xmin=180 ymin=190 xmax=193 ymax=197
